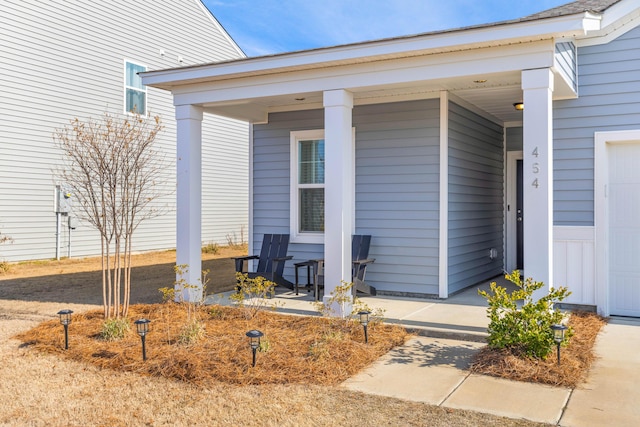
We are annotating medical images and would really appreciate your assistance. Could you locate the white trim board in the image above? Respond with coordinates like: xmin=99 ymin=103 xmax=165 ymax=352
xmin=594 ymin=129 xmax=640 ymax=317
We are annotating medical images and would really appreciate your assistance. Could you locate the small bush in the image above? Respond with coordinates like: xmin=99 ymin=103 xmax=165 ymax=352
xmin=315 ymin=281 xmax=386 ymax=326
xmin=230 ymin=273 xmax=278 ymax=319
xmin=478 ymin=270 xmax=573 ymax=359
xmin=0 ymin=260 xmax=10 ymax=274
xmin=177 ymin=319 xmax=206 ymax=346
xmin=225 ymin=225 xmax=247 ymax=250
xmin=201 ymin=242 xmax=219 ymax=255
xmin=0 ymin=231 xmax=13 ymax=273
xmin=164 ymin=264 xmax=210 ymax=345
xmin=100 ymin=318 xmax=130 ymax=341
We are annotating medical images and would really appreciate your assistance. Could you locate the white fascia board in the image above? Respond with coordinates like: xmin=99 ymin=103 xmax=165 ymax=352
xmin=141 ymin=13 xmax=594 ymax=90
xmin=577 ymin=2 xmax=640 ymax=47
xmin=171 ymin=41 xmax=555 ymax=106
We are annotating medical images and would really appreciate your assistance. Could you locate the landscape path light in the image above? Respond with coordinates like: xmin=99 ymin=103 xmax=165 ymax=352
xmin=57 ymin=309 xmax=73 ymax=350
xmin=246 ymin=329 xmax=264 ymax=367
xmin=358 ymin=310 xmax=371 ymax=344
xmin=134 ymin=318 xmax=151 ymax=361
xmin=551 ymin=324 xmax=567 ymax=365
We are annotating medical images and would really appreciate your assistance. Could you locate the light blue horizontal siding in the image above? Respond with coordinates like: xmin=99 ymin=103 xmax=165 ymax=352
xmin=354 ymin=100 xmax=441 ymax=295
xmin=252 ymin=100 xmax=441 ymax=295
xmin=252 ymin=110 xmax=325 ymax=274
xmin=554 ymin=24 xmax=640 ymax=226
xmin=556 ymin=42 xmax=578 ymax=93
xmin=448 ymin=102 xmax=504 ymax=293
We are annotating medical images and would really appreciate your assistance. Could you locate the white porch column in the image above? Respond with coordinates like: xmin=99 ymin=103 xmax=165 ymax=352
xmin=522 ymin=68 xmax=554 ymax=298
xmin=175 ymin=104 xmax=203 ymax=302
xmin=323 ymin=89 xmax=354 ymax=314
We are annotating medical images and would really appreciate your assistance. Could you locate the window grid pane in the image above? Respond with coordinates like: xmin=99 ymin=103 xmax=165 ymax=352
xmin=126 ymin=89 xmax=146 ymax=114
xmin=298 ymin=139 xmax=324 ymax=184
xmin=126 ymin=62 xmax=145 ymax=89
xmin=299 ymin=188 xmax=324 ymax=232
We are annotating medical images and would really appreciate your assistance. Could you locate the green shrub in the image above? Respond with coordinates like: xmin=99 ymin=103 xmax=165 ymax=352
xmin=100 ymin=318 xmax=130 ymax=341
xmin=478 ymin=271 xmax=573 ymax=359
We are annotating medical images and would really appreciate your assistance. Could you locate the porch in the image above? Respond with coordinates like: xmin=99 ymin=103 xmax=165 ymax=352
xmin=206 ymin=275 xmax=517 ymax=341
xmin=140 ymin=13 xmax=594 ymax=308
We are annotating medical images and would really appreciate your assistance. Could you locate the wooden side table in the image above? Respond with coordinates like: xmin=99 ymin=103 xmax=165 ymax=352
xmin=294 ymin=260 xmax=314 ymax=295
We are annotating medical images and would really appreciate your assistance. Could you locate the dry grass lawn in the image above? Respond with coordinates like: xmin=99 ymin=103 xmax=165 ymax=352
xmin=0 ymin=250 xmax=558 ymax=426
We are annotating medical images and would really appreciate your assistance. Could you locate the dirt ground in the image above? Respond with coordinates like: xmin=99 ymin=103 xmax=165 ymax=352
xmin=0 ymin=247 xmax=245 ymax=305
xmin=0 ymin=250 xmax=549 ymax=427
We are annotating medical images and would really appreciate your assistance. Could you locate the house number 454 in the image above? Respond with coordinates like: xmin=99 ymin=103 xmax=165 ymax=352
xmin=531 ymin=147 xmax=540 ymax=188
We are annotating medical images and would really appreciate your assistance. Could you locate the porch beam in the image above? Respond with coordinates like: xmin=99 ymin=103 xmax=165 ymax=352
xmin=175 ymin=104 xmax=203 ymax=302
xmin=522 ymin=68 xmax=554 ymax=298
xmin=323 ymin=89 xmax=354 ymax=314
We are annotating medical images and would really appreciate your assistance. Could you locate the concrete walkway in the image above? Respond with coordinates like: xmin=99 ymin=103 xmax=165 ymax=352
xmin=207 ymin=279 xmax=640 ymax=426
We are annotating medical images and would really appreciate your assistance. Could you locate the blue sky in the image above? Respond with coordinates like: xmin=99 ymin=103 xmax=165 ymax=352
xmin=203 ymin=0 xmax=572 ymax=57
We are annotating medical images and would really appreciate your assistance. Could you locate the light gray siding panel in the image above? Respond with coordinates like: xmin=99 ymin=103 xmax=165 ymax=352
xmin=506 ymin=127 xmax=523 ymax=152
xmin=251 ymin=110 xmax=324 ymax=277
xmin=0 ymin=0 xmax=248 ymax=261
xmin=354 ymin=100 xmax=441 ymax=295
xmin=252 ymin=100 xmax=441 ymax=295
xmin=448 ymin=102 xmax=504 ymax=294
xmin=554 ymin=24 xmax=640 ymax=226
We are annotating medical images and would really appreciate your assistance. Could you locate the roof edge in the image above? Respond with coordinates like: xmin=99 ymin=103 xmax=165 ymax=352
xmin=142 ymin=11 xmax=599 ymax=90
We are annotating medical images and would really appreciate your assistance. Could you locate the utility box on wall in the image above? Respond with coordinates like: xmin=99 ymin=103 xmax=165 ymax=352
xmin=55 ymin=184 xmax=72 ymax=214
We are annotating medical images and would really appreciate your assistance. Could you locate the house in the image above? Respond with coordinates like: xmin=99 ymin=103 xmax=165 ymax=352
xmin=142 ymin=0 xmax=640 ymax=317
xmin=0 ymin=1 xmax=249 ymax=262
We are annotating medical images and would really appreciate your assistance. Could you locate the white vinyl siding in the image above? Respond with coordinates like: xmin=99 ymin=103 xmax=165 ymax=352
xmin=554 ymin=24 xmax=640 ymax=226
xmin=0 ymin=0 xmax=248 ymax=261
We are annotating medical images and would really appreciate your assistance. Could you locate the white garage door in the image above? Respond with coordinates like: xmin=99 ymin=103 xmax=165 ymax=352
xmin=609 ymin=142 xmax=640 ymax=316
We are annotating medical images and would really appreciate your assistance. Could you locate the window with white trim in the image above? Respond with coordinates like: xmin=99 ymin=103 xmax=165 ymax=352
xmin=125 ymin=61 xmax=146 ymax=114
xmin=291 ymin=130 xmax=325 ymax=243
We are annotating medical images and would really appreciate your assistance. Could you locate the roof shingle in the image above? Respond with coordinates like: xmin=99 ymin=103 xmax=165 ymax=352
xmin=523 ymin=0 xmax=623 ymax=21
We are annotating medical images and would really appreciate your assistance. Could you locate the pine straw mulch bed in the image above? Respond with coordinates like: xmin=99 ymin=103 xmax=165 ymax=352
xmin=469 ymin=311 xmax=607 ymax=388
xmin=14 ymin=303 xmax=409 ymax=387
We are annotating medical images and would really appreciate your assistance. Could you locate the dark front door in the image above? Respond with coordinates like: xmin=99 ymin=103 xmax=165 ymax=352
xmin=516 ymin=159 xmax=524 ymax=269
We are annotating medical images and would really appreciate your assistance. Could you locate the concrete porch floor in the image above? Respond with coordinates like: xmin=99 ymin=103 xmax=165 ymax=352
xmin=206 ymin=275 xmax=514 ymax=341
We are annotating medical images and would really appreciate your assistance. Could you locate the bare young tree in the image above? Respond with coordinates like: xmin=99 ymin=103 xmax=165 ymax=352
xmin=53 ymin=112 xmax=167 ymax=319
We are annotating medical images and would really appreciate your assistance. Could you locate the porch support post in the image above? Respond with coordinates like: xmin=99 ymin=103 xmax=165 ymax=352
xmin=175 ymin=104 xmax=203 ymax=302
xmin=323 ymin=89 xmax=354 ymax=315
xmin=522 ymin=68 xmax=554 ymax=298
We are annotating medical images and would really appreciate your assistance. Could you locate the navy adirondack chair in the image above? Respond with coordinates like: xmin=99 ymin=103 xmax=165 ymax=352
xmin=233 ymin=234 xmax=294 ymax=290
xmin=312 ymin=235 xmax=376 ymax=300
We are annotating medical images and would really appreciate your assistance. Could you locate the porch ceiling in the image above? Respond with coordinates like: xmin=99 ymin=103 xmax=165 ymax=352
xmin=202 ymin=71 xmax=526 ymax=124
